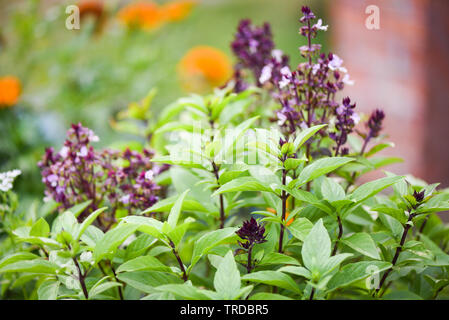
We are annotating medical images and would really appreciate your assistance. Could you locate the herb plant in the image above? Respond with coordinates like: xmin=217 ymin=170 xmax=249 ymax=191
xmin=1 ymin=6 xmax=449 ymax=301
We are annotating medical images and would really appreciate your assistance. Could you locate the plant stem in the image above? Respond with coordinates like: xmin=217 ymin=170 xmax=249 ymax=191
xmin=110 ymin=263 xmax=124 ymax=300
xmin=376 ymin=213 xmax=414 ymax=296
xmin=246 ymin=244 xmax=254 ymax=273
xmin=360 ymin=133 xmax=372 ymax=156
xmin=345 ymin=135 xmax=370 ymax=193
xmin=212 ymin=161 xmax=225 ymax=229
xmin=331 ymin=215 xmax=343 ymax=256
xmin=309 ymin=288 xmax=315 ymax=300
xmin=417 ymin=215 xmax=429 ymax=241
xmin=433 ymin=286 xmax=445 ymax=300
xmin=278 ymin=168 xmax=288 ymax=253
xmin=169 ymin=239 xmax=188 ymax=282
xmin=72 ymin=256 xmax=89 ymax=300
xmin=65 ymin=240 xmax=89 ymax=300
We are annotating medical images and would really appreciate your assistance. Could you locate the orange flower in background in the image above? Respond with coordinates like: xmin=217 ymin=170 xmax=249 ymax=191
xmin=178 ymin=46 xmax=232 ymax=93
xmin=266 ymin=196 xmax=294 ymax=226
xmin=161 ymin=0 xmax=195 ymax=22
xmin=78 ymin=0 xmax=106 ymax=33
xmin=284 ymin=212 xmax=294 ymax=227
xmin=0 ymin=76 xmax=21 ymax=108
xmin=78 ymin=0 xmax=104 ymax=20
xmin=117 ymin=2 xmax=163 ymax=30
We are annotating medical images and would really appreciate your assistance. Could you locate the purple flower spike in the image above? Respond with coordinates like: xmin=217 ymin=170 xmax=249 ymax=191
xmin=367 ymin=109 xmax=385 ymax=138
xmin=38 ymin=123 xmax=167 ymax=228
xmin=236 ymin=217 xmax=267 ymax=249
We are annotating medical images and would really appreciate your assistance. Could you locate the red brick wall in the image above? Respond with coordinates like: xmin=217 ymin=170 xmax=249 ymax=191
xmin=423 ymin=0 xmax=449 ymax=187
xmin=328 ymin=0 xmax=449 ymax=184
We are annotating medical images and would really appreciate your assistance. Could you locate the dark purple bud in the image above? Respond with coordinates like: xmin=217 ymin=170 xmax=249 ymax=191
xmin=236 ymin=217 xmax=267 ymax=248
xmin=367 ymin=109 xmax=385 ymax=138
xmin=413 ymin=190 xmax=425 ymax=203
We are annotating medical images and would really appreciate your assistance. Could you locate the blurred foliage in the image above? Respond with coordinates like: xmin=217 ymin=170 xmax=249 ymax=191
xmin=0 ymin=0 xmax=327 ymax=202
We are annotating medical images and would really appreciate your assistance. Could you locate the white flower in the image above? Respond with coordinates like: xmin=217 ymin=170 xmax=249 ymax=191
xmin=314 ymin=19 xmax=328 ymax=31
xmin=88 ymin=129 xmax=100 ymax=142
xmin=351 ymin=113 xmax=360 ymax=124
xmin=312 ymin=63 xmax=320 ymax=75
xmin=0 ymin=169 xmax=21 ymax=192
xmin=59 ymin=146 xmax=70 ymax=158
xmin=47 ymin=174 xmax=59 ymax=187
xmin=342 ymin=74 xmax=355 ymax=85
xmin=120 ymin=194 xmax=130 ymax=204
xmin=277 ymin=111 xmax=287 ymax=126
xmin=144 ymin=170 xmax=154 ymax=181
xmin=77 ymin=146 xmax=88 ymax=158
xmin=0 ymin=183 xmax=12 ymax=192
xmin=272 ymin=49 xmax=284 ymax=63
xmin=249 ymin=39 xmax=259 ymax=54
xmin=278 ymin=66 xmax=292 ymax=89
xmin=259 ymin=65 xmax=273 ymax=84
xmin=329 ymin=54 xmax=345 ymax=71
xmin=280 ymin=66 xmax=291 ymax=77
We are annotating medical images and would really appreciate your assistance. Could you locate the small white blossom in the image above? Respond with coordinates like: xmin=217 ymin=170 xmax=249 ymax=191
xmin=342 ymin=74 xmax=355 ymax=85
xmin=0 ymin=169 xmax=21 ymax=192
xmin=314 ymin=19 xmax=328 ymax=31
xmin=277 ymin=111 xmax=287 ymax=126
xmin=329 ymin=54 xmax=345 ymax=72
xmin=77 ymin=146 xmax=88 ymax=158
xmin=259 ymin=65 xmax=273 ymax=84
xmin=145 ymin=170 xmax=154 ymax=181
xmin=249 ymin=39 xmax=259 ymax=54
xmin=312 ymin=63 xmax=320 ymax=75
xmin=278 ymin=66 xmax=292 ymax=88
xmin=351 ymin=113 xmax=360 ymax=124
xmin=120 ymin=194 xmax=130 ymax=204
xmin=272 ymin=49 xmax=284 ymax=63
xmin=59 ymin=146 xmax=70 ymax=158
xmin=47 ymin=174 xmax=59 ymax=187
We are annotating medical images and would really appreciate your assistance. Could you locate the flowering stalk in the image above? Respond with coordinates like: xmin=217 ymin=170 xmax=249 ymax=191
xmin=236 ymin=218 xmax=267 ymax=273
xmin=39 ymin=123 xmax=165 ymax=230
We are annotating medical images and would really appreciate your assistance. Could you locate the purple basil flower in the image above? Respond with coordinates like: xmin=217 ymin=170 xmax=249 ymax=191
xmin=413 ymin=190 xmax=425 ymax=203
xmin=38 ymin=123 xmax=166 ymax=229
xmin=300 ymin=6 xmax=316 ymax=23
xmin=367 ymin=109 xmax=385 ymax=138
xmin=231 ymin=19 xmax=289 ymax=88
xmin=236 ymin=217 xmax=267 ymax=249
xmin=330 ymin=97 xmax=359 ymax=156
